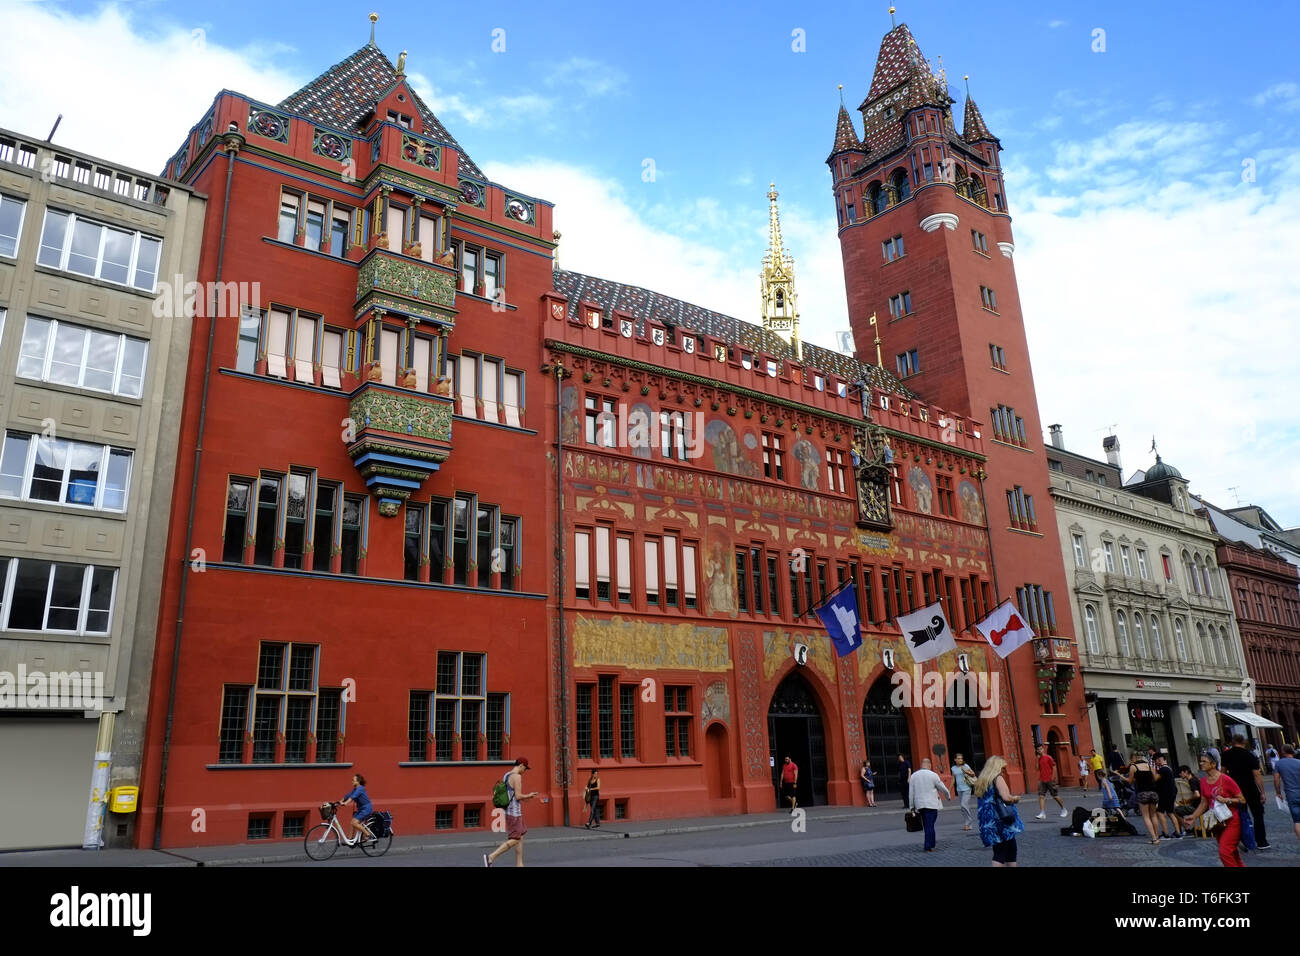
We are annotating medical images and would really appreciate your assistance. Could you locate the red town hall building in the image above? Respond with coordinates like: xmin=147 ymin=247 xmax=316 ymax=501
xmin=828 ymin=25 xmax=1091 ymax=781
xmin=136 ymin=21 xmax=1081 ymax=847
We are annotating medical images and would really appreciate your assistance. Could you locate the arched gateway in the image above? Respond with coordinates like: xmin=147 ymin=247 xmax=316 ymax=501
xmin=863 ymin=673 xmax=912 ymax=802
xmin=767 ymin=673 xmax=829 ymax=807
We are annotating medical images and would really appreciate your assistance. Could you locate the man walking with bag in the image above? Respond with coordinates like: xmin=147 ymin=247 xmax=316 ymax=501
xmin=1222 ymin=734 xmax=1270 ymax=849
xmin=485 ymin=757 xmax=541 ymax=867
xmin=908 ymin=758 xmax=951 ymax=852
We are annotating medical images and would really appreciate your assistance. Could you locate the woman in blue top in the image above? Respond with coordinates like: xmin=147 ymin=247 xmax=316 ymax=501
xmin=1096 ymin=768 xmax=1121 ymax=809
xmin=974 ymin=755 xmax=1024 ymax=867
xmin=340 ymin=773 xmax=374 ymax=843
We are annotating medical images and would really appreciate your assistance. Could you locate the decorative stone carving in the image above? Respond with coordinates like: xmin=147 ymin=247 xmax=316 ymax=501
xmin=919 ymin=212 xmax=959 ymax=232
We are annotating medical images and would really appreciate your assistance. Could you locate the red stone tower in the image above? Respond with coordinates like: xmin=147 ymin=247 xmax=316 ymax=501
xmin=828 ymin=23 xmax=1092 ymax=786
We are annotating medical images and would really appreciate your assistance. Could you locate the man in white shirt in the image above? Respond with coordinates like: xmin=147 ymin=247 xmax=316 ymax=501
xmin=908 ymin=758 xmax=951 ymax=852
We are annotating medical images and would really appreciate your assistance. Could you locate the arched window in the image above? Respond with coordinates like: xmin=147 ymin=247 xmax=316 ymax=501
xmin=1084 ymin=605 xmax=1100 ymax=655
xmin=891 ymin=168 xmax=911 ymax=202
xmin=1196 ymin=622 xmax=1213 ymax=665
xmin=1115 ymin=611 xmax=1130 ymax=656
xmin=1174 ymin=619 xmax=1187 ymax=661
xmin=1219 ymin=627 xmax=1235 ymax=668
xmin=1149 ymin=616 xmax=1163 ymax=659
xmin=1133 ymin=615 xmax=1146 ymax=657
xmin=868 ymin=181 xmax=888 ymax=215
xmin=969 ymin=172 xmax=986 ymax=206
xmin=1203 ymin=562 xmax=1216 ymax=597
xmin=1184 ymin=551 xmax=1200 ymax=594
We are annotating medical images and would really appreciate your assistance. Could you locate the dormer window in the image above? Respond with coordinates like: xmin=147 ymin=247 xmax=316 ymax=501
xmin=386 ymin=110 xmax=413 ymax=129
xmin=883 ymin=106 xmax=895 ymax=121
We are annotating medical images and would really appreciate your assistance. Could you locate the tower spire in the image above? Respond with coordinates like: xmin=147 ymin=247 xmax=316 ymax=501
xmin=761 ymin=183 xmax=802 ymax=360
xmin=368 ymin=12 xmax=378 ymax=47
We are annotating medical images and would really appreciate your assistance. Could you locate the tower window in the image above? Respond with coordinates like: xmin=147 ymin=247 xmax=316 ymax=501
xmin=882 ymin=235 xmax=905 ymax=262
xmin=980 ymin=286 xmax=998 ymax=311
xmin=989 ymin=344 xmax=1006 ymax=370
xmin=971 ymin=230 xmax=988 ymax=254
xmin=888 ymin=291 xmax=912 ymax=319
xmin=895 ymin=349 xmax=919 ymax=378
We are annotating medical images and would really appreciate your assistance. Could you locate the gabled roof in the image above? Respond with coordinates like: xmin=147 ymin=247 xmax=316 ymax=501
xmin=552 ymin=269 xmax=912 ymax=397
xmin=278 ymin=44 xmax=484 ymax=179
xmin=962 ymin=95 xmax=995 ymax=143
xmin=829 ymin=105 xmax=864 ymax=159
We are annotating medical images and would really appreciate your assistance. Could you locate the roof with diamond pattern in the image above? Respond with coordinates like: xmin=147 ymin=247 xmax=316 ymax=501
xmin=279 ymin=44 xmax=484 ymax=179
xmin=962 ymin=95 xmax=996 ymax=143
xmin=552 ymin=269 xmax=912 ymax=396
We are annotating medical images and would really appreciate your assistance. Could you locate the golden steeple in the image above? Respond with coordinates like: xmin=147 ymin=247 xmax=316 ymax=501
xmin=761 ymin=182 xmax=802 ymax=360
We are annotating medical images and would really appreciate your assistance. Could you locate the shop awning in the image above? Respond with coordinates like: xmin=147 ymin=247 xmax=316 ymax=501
xmin=1217 ymin=709 xmax=1283 ymax=729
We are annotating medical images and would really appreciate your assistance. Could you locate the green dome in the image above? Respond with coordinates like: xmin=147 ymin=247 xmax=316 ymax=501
xmin=1145 ymin=455 xmax=1182 ymax=481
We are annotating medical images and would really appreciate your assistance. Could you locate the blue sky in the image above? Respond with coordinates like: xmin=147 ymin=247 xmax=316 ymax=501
xmin=4 ymin=0 xmax=1299 ymax=524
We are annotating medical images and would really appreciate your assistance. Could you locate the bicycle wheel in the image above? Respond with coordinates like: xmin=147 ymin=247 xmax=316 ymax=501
xmin=305 ymin=823 xmax=340 ymax=861
xmin=360 ymin=827 xmax=392 ymax=857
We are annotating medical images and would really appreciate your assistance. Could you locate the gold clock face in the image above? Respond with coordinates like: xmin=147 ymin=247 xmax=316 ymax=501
xmin=858 ymin=476 xmax=890 ymax=525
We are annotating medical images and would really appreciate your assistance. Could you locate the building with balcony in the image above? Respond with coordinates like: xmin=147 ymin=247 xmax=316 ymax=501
xmin=136 ymin=31 xmax=554 ymax=848
xmin=0 ymin=128 xmax=205 ymax=849
xmin=1046 ymin=430 xmax=1247 ymax=769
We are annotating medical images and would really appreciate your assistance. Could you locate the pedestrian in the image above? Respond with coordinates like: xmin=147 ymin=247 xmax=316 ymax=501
xmin=1125 ymin=751 xmax=1163 ymax=844
xmin=1078 ymin=754 xmax=1090 ymax=790
xmin=1271 ymin=743 xmax=1300 ymax=844
xmin=1221 ymin=733 xmax=1270 ymax=849
xmin=780 ymin=756 xmax=799 ymax=813
xmin=908 ymin=757 xmax=951 ymax=852
xmin=1264 ymin=743 xmax=1278 ymax=775
xmin=860 ymin=759 xmax=877 ymax=808
xmin=1187 ymin=751 xmax=1246 ymax=867
xmin=974 ymin=755 xmax=1024 ymax=867
xmin=1095 ymin=769 xmax=1139 ymax=836
xmin=1174 ymin=765 xmax=1200 ymax=831
xmin=1106 ymin=744 xmax=1125 ymax=772
xmin=485 ymin=757 xmax=540 ymax=867
xmin=897 ymin=753 xmax=913 ymax=807
xmin=582 ymin=768 xmax=601 ymax=829
xmin=950 ymin=753 xmax=977 ymax=830
xmin=1207 ymin=740 xmax=1222 ymax=769
xmin=1087 ymin=748 xmax=1105 ymax=780
xmin=1033 ymin=744 xmax=1068 ymax=820
xmin=1154 ymin=754 xmax=1182 ymax=839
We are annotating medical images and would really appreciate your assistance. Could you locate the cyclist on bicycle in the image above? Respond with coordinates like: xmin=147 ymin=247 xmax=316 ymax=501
xmin=339 ymin=773 xmax=375 ymax=842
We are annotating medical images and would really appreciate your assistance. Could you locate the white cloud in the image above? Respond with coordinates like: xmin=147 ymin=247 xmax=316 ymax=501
xmin=481 ymin=159 xmax=851 ymax=352
xmin=1251 ymin=82 xmax=1300 ymax=111
xmin=1012 ymin=120 xmax=1300 ymax=525
xmin=0 ymin=2 xmax=303 ymax=173
xmin=1047 ymin=19 xmax=1069 ymax=29
xmin=545 ymin=57 xmax=627 ymax=98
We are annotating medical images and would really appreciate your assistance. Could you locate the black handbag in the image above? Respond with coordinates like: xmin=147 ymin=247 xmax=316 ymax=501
xmin=992 ymin=791 xmax=1018 ymax=825
xmin=904 ymin=809 xmax=923 ymax=832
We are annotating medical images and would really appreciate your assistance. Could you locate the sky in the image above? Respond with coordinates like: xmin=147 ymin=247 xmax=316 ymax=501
xmin=3 ymin=0 xmax=1298 ymax=525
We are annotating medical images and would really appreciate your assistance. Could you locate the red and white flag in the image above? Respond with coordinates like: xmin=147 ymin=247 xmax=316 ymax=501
xmin=975 ymin=599 xmax=1035 ymax=659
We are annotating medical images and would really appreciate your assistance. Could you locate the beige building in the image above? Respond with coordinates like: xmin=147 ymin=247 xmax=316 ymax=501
xmin=0 ymin=128 xmax=204 ymax=849
xmin=1045 ymin=429 xmax=1247 ymax=770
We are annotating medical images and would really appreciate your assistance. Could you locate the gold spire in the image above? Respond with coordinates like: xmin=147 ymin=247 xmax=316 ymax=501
xmin=368 ymin=12 xmax=379 ymax=47
xmin=869 ymin=313 xmax=883 ymax=367
xmin=761 ymin=183 xmax=801 ymax=360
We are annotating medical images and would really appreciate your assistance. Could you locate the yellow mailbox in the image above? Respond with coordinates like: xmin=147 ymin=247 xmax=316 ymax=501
xmin=108 ymin=786 xmax=139 ymax=814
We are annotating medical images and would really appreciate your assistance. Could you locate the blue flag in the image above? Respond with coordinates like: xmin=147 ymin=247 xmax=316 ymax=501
xmin=814 ymin=581 xmax=862 ymax=657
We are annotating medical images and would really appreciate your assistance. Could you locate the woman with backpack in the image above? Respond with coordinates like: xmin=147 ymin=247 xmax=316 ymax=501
xmin=583 ymin=769 xmax=601 ymax=829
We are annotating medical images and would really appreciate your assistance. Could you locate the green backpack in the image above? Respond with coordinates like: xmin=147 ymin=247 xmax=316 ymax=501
xmin=492 ymin=776 xmax=511 ymax=809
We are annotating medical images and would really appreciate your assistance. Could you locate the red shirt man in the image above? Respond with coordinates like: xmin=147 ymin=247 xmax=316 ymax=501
xmin=780 ymin=757 xmax=799 ymax=813
xmin=1035 ymin=744 xmax=1067 ymax=819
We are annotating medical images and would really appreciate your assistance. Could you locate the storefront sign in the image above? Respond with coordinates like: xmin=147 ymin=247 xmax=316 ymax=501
xmin=1130 ymin=706 xmax=1167 ymax=720
xmin=1136 ymin=679 xmax=1172 ymax=689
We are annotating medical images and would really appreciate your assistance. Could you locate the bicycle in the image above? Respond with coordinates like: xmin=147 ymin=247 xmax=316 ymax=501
xmin=305 ymin=802 xmax=393 ymax=860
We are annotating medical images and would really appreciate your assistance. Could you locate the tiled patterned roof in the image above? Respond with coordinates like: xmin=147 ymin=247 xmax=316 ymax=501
xmin=829 ymin=105 xmax=864 ymax=158
xmin=552 ymin=269 xmax=912 ymax=397
xmin=962 ymin=95 xmax=995 ymax=143
xmin=864 ymin=24 xmax=924 ymax=103
xmin=278 ymin=44 xmax=484 ymax=179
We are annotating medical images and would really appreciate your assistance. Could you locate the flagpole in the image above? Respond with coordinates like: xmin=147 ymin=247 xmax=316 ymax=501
xmin=983 ymin=597 xmax=1030 ymax=792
